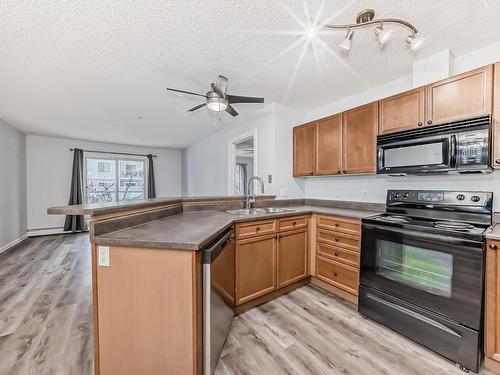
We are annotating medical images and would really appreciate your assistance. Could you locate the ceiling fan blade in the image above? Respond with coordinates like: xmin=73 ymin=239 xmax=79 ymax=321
xmin=225 ymin=104 xmax=239 ymax=117
xmin=216 ymin=75 xmax=228 ymax=96
xmin=227 ymin=95 xmax=264 ymax=104
xmin=187 ymin=103 xmax=207 ymax=112
xmin=167 ymin=88 xmax=207 ymax=98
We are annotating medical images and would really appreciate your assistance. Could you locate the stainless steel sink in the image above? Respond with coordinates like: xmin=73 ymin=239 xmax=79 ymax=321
xmin=261 ymin=207 xmax=296 ymax=213
xmin=225 ymin=208 xmax=266 ymax=216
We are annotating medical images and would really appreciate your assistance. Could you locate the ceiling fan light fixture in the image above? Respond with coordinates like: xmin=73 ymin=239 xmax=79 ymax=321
xmin=339 ymin=29 xmax=354 ymax=50
xmin=207 ymin=96 xmax=228 ymax=112
xmin=374 ymin=24 xmax=391 ymax=44
xmin=406 ymin=34 xmax=424 ymax=51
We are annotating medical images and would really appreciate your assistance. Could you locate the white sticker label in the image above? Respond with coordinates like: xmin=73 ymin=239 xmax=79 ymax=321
xmin=98 ymin=246 xmax=110 ymax=267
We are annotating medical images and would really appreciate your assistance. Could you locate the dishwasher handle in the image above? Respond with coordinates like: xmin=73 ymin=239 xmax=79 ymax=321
xmin=202 ymin=229 xmax=233 ymax=264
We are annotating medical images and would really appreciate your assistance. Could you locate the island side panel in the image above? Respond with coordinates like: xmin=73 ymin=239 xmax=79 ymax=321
xmin=93 ymin=245 xmax=202 ymax=375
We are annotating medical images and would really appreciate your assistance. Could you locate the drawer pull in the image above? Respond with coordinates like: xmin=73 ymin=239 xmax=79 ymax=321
xmin=490 ymin=243 xmax=498 ymax=250
xmin=496 ymin=159 xmax=500 ymax=164
xmin=333 ymin=272 xmax=338 ymax=277
xmin=427 ymin=120 xmax=433 ymax=125
xmin=334 ymin=252 xmax=339 ymax=257
xmin=293 ymin=221 xmax=297 ymax=226
xmin=335 ymin=223 xmax=340 ymax=227
xmin=256 ymin=227 xmax=261 ymax=231
xmin=334 ymin=238 xmax=339 ymax=242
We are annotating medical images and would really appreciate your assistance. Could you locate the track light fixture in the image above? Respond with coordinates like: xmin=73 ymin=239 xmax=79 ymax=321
xmin=321 ymin=9 xmax=423 ymax=52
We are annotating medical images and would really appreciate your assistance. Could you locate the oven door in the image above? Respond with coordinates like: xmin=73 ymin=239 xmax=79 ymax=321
xmin=377 ymin=134 xmax=456 ymax=174
xmin=360 ymin=223 xmax=484 ymax=329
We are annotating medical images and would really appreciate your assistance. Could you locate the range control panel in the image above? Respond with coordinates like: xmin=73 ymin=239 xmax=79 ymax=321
xmin=387 ymin=190 xmax=491 ymax=207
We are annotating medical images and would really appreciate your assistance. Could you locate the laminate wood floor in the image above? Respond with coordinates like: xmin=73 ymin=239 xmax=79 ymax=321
xmin=0 ymin=234 xmax=495 ymax=375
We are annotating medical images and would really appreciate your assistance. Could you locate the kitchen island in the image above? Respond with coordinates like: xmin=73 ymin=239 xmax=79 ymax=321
xmin=48 ymin=196 xmax=382 ymax=375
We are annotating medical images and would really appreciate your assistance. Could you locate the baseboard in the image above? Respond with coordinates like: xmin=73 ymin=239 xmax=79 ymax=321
xmin=27 ymin=227 xmax=88 ymax=237
xmin=0 ymin=235 xmax=28 ymax=255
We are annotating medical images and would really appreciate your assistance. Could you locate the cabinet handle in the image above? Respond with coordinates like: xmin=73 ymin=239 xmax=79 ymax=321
xmin=334 ymin=252 xmax=339 ymax=257
xmin=417 ymin=122 xmax=423 ymax=126
xmin=495 ymin=159 xmax=500 ymax=164
xmin=310 ymin=172 xmax=314 ymax=175
xmin=293 ymin=221 xmax=297 ymax=226
xmin=490 ymin=243 xmax=498 ymax=250
xmin=333 ymin=272 xmax=338 ymax=277
xmin=335 ymin=223 xmax=340 ymax=227
xmin=279 ymin=234 xmax=283 ymax=239
xmin=334 ymin=238 xmax=339 ymax=242
xmin=427 ymin=120 xmax=433 ymax=125
xmin=256 ymin=227 xmax=261 ymax=231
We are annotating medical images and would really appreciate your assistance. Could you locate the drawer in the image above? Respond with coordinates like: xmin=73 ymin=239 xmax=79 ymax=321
xmin=316 ymin=229 xmax=360 ymax=252
xmin=235 ymin=219 xmax=276 ymax=240
xmin=316 ymin=242 xmax=359 ymax=268
xmin=278 ymin=215 xmax=308 ymax=232
xmin=317 ymin=215 xmax=361 ymax=236
xmin=315 ymin=256 xmax=358 ymax=295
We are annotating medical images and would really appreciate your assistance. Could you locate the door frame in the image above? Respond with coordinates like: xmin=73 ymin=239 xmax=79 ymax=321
xmin=227 ymin=130 xmax=258 ymax=195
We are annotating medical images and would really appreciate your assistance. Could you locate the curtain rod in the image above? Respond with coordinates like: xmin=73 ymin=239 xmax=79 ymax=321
xmin=69 ymin=148 xmax=157 ymax=158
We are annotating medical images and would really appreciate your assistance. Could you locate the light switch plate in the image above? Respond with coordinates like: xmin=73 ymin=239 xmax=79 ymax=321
xmin=98 ymin=246 xmax=110 ymax=267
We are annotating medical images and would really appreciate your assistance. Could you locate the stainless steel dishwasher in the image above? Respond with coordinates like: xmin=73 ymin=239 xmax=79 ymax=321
xmin=203 ymin=228 xmax=235 ymax=375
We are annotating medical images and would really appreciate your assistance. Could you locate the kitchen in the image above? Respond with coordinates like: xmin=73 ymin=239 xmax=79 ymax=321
xmin=2 ymin=1 xmax=500 ymax=375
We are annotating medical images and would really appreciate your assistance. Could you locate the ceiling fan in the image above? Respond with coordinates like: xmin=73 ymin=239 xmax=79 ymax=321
xmin=167 ymin=75 xmax=264 ymax=117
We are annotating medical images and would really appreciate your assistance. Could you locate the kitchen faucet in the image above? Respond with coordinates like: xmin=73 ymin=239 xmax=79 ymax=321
xmin=246 ymin=176 xmax=265 ymax=209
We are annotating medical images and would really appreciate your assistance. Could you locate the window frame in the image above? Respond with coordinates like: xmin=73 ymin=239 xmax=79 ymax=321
xmin=84 ymin=154 xmax=148 ymax=204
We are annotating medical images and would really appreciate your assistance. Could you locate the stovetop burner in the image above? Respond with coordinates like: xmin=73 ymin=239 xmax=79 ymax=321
xmin=433 ymin=221 xmax=475 ymax=232
xmin=375 ymin=215 xmax=412 ymax=224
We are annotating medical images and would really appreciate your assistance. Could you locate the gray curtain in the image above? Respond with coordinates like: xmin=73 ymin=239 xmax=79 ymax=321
xmin=147 ymin=154 xmax=156 ymax=198
xmin=64 ymin=148 xmax=84 ymax=232
xmin=237 ymin=163 xmax=248 ymax=195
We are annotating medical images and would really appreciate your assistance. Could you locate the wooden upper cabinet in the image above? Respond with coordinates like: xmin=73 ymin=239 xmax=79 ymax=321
xmin=315 ymin=114 xmax=342 ymax=175
xmin=426 ymin=65 xmax=493 ymax=125
xmin=493 ymin=62 xmax=500 ymax=168
xmin=277 ymin=228 xmax=308 ymax=288
xmin=293 ymin=122 xmax=316 ymax=176
xmin=342 ymin=102 xmax=379 ymax=174
xmin=379 ymin=87 xmax=426 ymax=134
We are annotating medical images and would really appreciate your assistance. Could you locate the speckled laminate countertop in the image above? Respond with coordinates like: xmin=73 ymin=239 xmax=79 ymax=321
xmin=92 ymin=205 xmax=381 ymax=250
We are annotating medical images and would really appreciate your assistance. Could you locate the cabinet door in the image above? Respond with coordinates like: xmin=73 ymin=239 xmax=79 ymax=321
xmin=379 ymin=87 xmax=425 ymax=134
xmin=485 ymin=240 xmax=500 ymax=364
xmin=293 ymin=122 xmax=316 ymax=176
xmin=235 ymin=234 xmax=276 ymax=305
xmin=315 ymin=114 xmax=342 ymax=175
xmin=277 ymin=228 xmax=308 ymax=288
xmin=342 ymin=102 xmax=379 ymax=174
xmin=426 ymin=65 xmax=493 ymax=125
xmin=493 ymin=62 xmax=500 ymax=168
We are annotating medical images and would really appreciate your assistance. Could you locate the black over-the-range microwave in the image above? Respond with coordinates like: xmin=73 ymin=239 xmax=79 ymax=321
xmin=377 ymin=115 xmax=492 ymax=175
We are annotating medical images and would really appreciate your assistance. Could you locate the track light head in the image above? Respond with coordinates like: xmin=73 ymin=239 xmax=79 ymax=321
xmin=340 ymin=29 xmax=354 ymax=50
xmin=374 ymin=25 xmax=391 ymax=44
xmin=406 ymin=34 xmax=424 ymax=51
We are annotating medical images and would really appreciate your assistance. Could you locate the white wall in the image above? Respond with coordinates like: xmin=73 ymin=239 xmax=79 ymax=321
xmin=26 ymin=135 xmax=182 ymax=234
xmin=183 ymin=104 xmax=276 ymax=196
xmin=300 ymin=42 xmax=500 ymax=211
xmin=0 ymin=119 xmax=27 ymax=250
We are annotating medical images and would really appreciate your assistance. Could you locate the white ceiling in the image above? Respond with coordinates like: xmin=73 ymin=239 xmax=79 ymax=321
xmin=1 ymin=1 xmax=500 ymax=148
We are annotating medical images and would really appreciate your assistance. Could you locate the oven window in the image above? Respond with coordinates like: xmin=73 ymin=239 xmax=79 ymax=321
xmin=384 ymin=142 xmax=444 ymax=167
xmin=376 ymin=240 xmax=453 ymax=297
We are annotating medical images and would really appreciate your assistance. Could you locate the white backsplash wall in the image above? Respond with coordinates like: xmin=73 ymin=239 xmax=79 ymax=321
xmin=305 ymin=172 xmax=500 ymax=211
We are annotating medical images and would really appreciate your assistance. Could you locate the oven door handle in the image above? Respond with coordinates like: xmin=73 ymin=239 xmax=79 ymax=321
xmin=363 ymin=223 xmax=482 ymax=247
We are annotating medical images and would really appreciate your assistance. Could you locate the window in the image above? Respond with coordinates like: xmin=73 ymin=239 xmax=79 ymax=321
xmin=98 ymin=161 xmax=111 ymax=173
xmin=85 ymin=157 xmax=146 ymax=204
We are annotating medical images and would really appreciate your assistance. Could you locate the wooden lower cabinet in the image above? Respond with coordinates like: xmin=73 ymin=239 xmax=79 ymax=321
xmin=94 ymin=245 xmax=202 ymax=375
xmin=315 ymin=255 xmax=358 ymax=295
xmin=494 ymin=62 xmax=500 ymax=168
xmin=235 ymin=233 xmax=277 ymax=305
xmin=277 ymin=228 xmax=308 ymax=288
xmin=485 ymin=239 xmax=500 ymax=372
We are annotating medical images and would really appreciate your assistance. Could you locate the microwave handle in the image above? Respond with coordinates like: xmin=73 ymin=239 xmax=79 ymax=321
xmin=450 ymin=134 xmax=457 ymax=168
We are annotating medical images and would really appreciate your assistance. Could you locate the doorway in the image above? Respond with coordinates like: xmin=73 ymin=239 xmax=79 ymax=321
xmin=228 ymin=133 xmax=256 ymax=195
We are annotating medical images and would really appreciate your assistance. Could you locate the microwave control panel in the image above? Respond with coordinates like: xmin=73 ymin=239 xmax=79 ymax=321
xmin=457 ymin=130 xmax=489 ymax=166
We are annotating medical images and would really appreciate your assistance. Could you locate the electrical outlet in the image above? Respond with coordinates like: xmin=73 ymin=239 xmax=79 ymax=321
xmin=98 ymin=246 xmax=110 ymax=267
xmin=268 ymin=174 xmax=273 ymax=183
